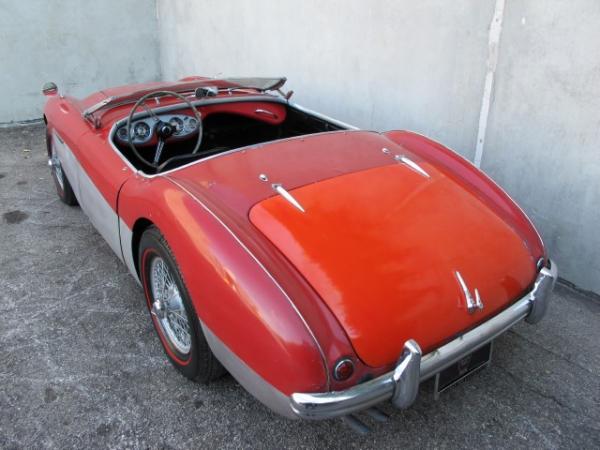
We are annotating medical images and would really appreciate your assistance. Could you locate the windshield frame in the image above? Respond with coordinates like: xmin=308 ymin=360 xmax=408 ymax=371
xmin=83 ymin=77 xmax=287 ymax=128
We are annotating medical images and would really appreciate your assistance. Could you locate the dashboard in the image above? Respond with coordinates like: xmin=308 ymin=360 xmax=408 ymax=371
xmin=115 ymin=114 xmax=200 ymax=145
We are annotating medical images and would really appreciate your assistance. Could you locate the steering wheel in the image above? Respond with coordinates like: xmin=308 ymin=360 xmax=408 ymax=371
xmin=126 ymin=90 xmax=203 ymax=172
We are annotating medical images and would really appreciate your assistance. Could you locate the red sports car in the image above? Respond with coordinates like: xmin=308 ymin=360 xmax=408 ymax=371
xmin=42 ymin=76 xmax=557 ymax=424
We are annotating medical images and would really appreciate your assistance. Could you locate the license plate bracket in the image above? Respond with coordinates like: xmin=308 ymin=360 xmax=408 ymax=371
xmin=433 ymin=342 xmax=493 ymax=400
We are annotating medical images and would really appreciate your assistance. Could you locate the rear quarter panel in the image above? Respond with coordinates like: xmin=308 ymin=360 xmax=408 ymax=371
xmin=385 ymin=130 xmax=545 ymax=262
xmin=118 ymin=175 xmax=328 ymax=396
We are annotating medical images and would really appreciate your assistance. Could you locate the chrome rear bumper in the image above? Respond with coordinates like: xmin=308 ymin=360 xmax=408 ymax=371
xmin=290 ymin=260 xmax=557 ymax=419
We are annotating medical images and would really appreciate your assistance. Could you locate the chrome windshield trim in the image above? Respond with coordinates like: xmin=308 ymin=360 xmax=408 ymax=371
xmin=82 ymin=96 xmax=115 ymax=118
xmin=83 ymin=77 xmax=288 ymax=125
xmin=290 ymin=261 xmax=557 ymax=420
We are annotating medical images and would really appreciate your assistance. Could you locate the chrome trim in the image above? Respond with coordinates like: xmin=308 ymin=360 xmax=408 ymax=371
xmin=474 ymin=288 xmax=484 ymax=310
xmin=526 ymin=261 xmax=557 ymax=324
xmin=289 ymin=102 xmax=359 ymax=130
xmin=333 ymin=358 xmax=354 ymax=381
xmin=395 ymin=154 xmax=431 ymax=178
xmin=536 ymin=257 xmax=545 ymax=271
xmin=164 ymin=177 xmax=330 ymax=387
xmin=290 ymin=261 xmax=557 ymax=419
xmin=391 ymin=340 xmax=422 ymax=409
xmin=455 ymin=271 xmax=484 ymax=314
xmin=42 ymin=81 xmax=58 ymax=96
xmin=272 ymin=183 xmax=305 ymax=212
xmin=83 ymin=96 xmax=115 ymax=118
xmin=200 ymin=320 xmax=298 ymax=419
xmin=255 ymin=108 xmax=278 ymax=118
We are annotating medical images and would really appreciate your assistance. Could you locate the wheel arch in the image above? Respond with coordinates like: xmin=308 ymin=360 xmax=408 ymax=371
xmin=130 ymin=217 xmax=155 ymax=277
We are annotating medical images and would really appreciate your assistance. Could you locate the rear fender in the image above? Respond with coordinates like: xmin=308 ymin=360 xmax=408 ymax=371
xmin=384 ymin=131 xmax=545 ymax=263
xmin=117 ymin=175 xmax=328 ymax=402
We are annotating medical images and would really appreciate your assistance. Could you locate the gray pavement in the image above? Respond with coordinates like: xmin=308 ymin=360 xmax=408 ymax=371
xmin=0 ymin=124 xmax=598 ymax=449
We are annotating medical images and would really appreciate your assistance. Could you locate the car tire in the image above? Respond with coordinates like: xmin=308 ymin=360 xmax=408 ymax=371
xmin=47 ymin=130 xmax=78 ymax=206
xmin=139 ymin=226 xmax=226 ymax=383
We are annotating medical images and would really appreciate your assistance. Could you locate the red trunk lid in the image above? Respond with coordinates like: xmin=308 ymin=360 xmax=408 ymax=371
xmin=249 ymin=163 xmax=536 ymax=367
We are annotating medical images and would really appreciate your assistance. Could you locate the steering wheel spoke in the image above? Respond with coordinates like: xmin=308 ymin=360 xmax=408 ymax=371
xmin=142 ymin=103 xmax=160 ymax=122
xmin=153 ymin=138 xmax=166 ymax=164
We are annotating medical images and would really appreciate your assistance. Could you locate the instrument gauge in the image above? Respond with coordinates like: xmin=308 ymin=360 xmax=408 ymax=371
xmin=133 ymin=122 xmax=151 ymax=140
xmin=117 ymin=127 xmax=129 ymax=140
xmin=169 ymin=117 xmax=184 ymax=134
xmin=185 ymin=118 xmax=198 ymax=132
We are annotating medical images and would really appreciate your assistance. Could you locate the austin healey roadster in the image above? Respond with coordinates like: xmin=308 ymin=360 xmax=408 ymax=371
xmin=42 ymin=76 xmax=557 ymax=424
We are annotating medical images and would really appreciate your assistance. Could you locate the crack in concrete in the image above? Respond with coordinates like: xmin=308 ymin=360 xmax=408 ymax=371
xmin=507 ymin=329 xmax=597 ymax=377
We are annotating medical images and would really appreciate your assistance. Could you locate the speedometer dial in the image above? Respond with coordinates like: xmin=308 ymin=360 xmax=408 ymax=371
xmin=133 ymin=122 xmax=151 ymax=140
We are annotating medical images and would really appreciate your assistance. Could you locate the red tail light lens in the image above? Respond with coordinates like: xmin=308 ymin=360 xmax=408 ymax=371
xmin=333 ymin=358 xmax=355 ymax=381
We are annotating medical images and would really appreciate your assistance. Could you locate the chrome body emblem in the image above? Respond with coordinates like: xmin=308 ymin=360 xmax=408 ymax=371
xmin=455 ymin=271 xmax=484 ymax=314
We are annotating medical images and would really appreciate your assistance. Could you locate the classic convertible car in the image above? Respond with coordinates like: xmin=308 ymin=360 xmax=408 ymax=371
xmin=42 ymin=76 xmax=556 ymax=426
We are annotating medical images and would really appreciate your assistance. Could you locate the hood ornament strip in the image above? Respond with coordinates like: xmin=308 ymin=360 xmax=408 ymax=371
xmin=272 ymin=183 xmax=306 ymax=213
xmin=455 ymin=271 xmax=484 ymax=313
xmin=395 ymin=155 xmax=431 ymax=178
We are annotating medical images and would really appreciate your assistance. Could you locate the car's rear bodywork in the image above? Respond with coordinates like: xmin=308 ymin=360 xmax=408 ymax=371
xmin=42 ymin=77 xmax=556 ymax=421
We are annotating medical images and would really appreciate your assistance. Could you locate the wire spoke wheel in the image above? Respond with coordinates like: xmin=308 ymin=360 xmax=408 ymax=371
xmin=149 ymin=256 xmax=192 ymax=355
xmin=51 ymin=145 xmax=64 ymax=190
xmin=140 ymin=226 xmax=226 ymax=381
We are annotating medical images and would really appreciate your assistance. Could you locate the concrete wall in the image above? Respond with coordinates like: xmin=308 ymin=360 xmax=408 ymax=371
xmin=0 ymin=0 xmax=161 ymax=123
xmin=157 ymin=0 xmax=600 ymax=293
xmin=4 ymin=1 xmax=596 ymax=292
xmin=481 ymin=1 xmax=600 ymax=294
xmin=158 ymin=0 xmax=493 ymax=160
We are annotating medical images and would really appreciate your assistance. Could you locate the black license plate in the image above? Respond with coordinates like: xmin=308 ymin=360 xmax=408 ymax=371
xmin=434 ymin=342 xmax=493 ymax=399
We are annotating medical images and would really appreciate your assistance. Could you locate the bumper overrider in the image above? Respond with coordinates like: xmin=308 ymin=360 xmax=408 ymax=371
xmin=290 ymin=260 xmax=557 ymax=419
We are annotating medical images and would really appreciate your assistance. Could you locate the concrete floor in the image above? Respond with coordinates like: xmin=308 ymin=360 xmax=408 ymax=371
xmin=0 ymin=123 xmax=598 ymax=449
